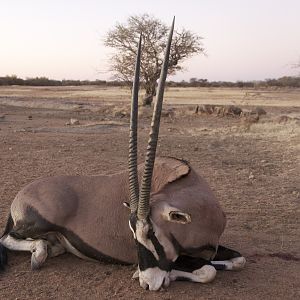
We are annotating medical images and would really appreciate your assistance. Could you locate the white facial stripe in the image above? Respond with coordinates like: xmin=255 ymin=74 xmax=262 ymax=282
xmin=128 ymin=220 xmax=136 ymax=239
xmin=135 ymin=219 xmax=159 ymax=260
xmin=151 ymin=220 xmax=178 ymax=261
xmin=138 ymin=266 xmax=169 ymax=291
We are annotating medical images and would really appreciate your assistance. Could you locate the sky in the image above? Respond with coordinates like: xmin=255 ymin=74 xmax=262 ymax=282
xmin=0 ymin=0 xmax=299 ymax=82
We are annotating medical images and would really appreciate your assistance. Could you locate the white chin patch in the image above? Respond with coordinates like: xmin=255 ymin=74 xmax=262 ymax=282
xmin=138 ymin=267 xmax=169 ymax=291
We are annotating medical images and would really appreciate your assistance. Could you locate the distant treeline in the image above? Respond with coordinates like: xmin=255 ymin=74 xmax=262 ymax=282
xmin=0 ymin=75 xmax=300 ymax=88
xmin=172 ymin=77 xmax=300 ymax=88
xmin=0 ymin=76 xmax=114 ymax=87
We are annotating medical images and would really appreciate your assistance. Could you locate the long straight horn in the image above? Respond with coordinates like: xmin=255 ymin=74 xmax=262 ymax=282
xmin=129 ymin=34 xmax=142 ymax=213
xmin=137 ymin=17 xmax=175 ymax=220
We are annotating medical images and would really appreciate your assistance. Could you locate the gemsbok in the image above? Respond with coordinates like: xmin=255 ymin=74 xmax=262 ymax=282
xmin=0 ymin=18 xmax=245 ymax=291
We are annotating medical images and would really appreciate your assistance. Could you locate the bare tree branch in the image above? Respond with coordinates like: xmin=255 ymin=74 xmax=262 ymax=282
xmin=104 ymin=14 xmax=204 ymax=105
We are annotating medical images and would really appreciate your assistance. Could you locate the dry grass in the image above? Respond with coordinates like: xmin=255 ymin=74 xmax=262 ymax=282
xmin=1 ymin=86 xmax=300 ymax=107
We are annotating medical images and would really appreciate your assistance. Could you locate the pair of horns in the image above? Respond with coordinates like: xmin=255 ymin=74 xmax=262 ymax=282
xmin=128 ymin=17 xmax=175 ymax=220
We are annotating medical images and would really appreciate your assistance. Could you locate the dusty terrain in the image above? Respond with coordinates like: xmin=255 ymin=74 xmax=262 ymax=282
xmin=0 ymin=86 xmax=299 ymax=299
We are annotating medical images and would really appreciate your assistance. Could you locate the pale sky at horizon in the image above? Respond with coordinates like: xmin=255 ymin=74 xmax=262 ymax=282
xmin=1 ymin=0 xmax=299 ymax=82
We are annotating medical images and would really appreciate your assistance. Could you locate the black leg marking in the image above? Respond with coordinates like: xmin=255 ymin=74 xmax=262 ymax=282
xmin=214 ymin=245 xmax=242 ymax=260
xmin=175 ymin=276 xmax=193 ymax=282
xmin=0 ymin=214 xmax=13 ymax=270
xmin=1 ymin=214 xmax=14 ymax=238
xmin=212 ymin=245 xmax=246 ymax=271
xmin=173 ymin=255 xmax=212 ymax=273
xmin=210 ymin=262 xmax=227 ymax=271
xmin=0 ymin=244 xmax=8 ymax=271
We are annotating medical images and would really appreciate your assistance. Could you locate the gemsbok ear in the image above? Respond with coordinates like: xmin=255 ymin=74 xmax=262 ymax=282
xmin=123 ymin=202 xmax=130 ymax=209
xmin=168 ymin=211 xmax=191 ymax=224
xmin=160 ymin=203 xmax=191 ymax=224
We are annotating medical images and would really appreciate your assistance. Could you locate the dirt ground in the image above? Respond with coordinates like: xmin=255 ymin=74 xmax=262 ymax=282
xmin=0 ymin=87 xmax=299 ymax=299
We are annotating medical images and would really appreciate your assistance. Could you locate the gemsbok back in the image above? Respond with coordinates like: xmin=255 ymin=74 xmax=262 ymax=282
xmin=0 ymin=18 xmax=245 ymax=291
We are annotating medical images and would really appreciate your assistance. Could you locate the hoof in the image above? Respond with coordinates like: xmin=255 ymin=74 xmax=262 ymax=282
xmin=231 ymin=257 xmax=246 ymax=270
xmin=30 ymin=241 xmax=47 ymax=270
xmin=132 ymin=269 xmax=139 ymax=279
xmin=192 ymin=265 xmax=216 ymax=283
xmin=31 ymin=254 xmax=43 ymax=270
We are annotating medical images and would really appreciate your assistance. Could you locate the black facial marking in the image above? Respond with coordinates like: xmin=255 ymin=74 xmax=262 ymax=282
xmin=136 ymin=242 xmax=162 ymax=271
xmin=9 ymin=206 xmax=131 ymax=265
xmin=129 ymin=213 xmax=173 ymax=272
xmin=129 ymin=213 xmax=137 ymax=233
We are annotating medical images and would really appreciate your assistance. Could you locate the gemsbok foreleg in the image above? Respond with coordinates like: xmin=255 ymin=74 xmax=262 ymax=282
xmin=0 ymin=234 xmax=48 ymax=269
xmin=170 ymin=256 xmax=216 ymax=283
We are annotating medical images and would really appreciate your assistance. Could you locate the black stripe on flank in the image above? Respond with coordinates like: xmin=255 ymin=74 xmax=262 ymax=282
xmin=9 ymin=206 xmax=131 ymax=265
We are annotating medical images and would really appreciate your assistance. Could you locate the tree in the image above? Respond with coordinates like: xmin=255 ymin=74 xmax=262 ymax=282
xmin=104 ymin=14 xmax=204 ymax=105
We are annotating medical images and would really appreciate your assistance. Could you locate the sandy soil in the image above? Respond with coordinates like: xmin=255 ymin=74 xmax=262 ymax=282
xmin=0 ymin=88 xmax=299 ymax=299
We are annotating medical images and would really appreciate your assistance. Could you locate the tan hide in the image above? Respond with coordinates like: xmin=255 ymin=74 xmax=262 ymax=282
xmin=10 ymin=157 xmax=225 ymax=263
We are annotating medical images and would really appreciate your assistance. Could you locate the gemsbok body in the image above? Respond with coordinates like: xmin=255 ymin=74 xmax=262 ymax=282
xmin=0 ymin=18 xmax=245 ymax=291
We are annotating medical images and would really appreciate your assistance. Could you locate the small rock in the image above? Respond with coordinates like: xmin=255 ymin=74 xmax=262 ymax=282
xmin=28 ymin=115 xmax=33 ymax=120
xmin=249 ymin=172 xmax=255 ymax=179
xmin=0 ymin=115 xmax=5 ymax=121
xmin=66 ymin=118 xmax=80 ymax=126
